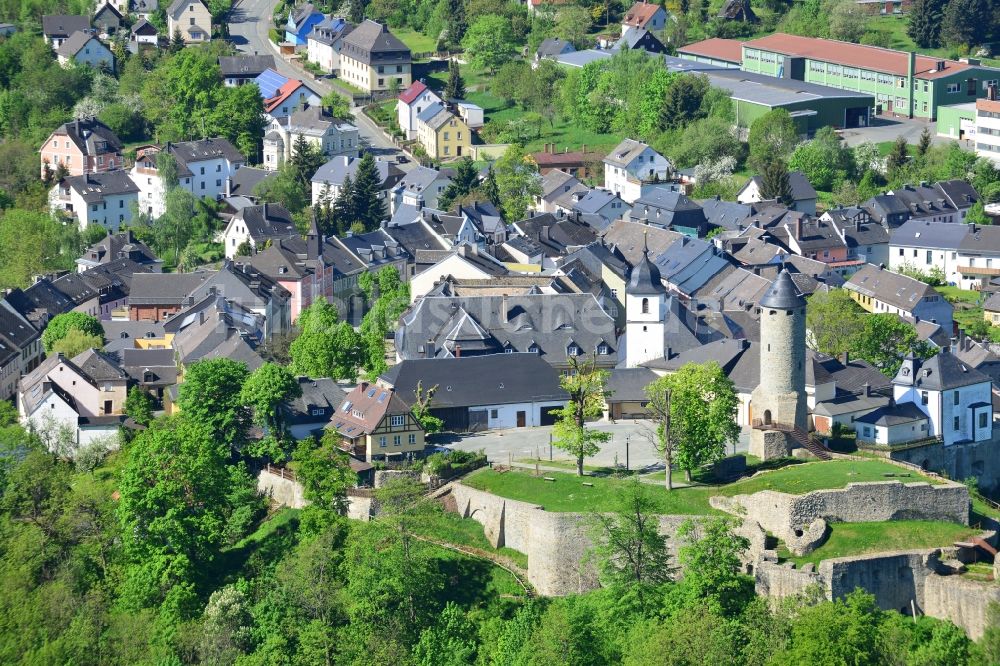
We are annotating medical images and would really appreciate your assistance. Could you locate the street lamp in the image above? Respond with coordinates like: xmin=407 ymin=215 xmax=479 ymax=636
xmin=626 ymin=435 xmax=630 ymax=472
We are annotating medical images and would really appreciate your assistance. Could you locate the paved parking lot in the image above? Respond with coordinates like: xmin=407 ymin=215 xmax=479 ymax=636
xmin=839 ymin=116 xmax=953 ymax=147
xmin=435 ymin=421 xmax=751 ymax=470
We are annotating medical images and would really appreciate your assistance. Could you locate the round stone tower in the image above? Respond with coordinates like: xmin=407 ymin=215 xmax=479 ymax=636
xmin=750 ymin=269 xmax=808 ymax=460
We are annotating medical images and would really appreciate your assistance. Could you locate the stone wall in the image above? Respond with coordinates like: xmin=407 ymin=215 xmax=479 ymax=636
xmin=888 ymin=437 xmax=1000 ymax=494
xmin=713 ymin=480 xmax=969 ymax=548
xmin=755 ymin=560 xmax=823 ymax=598
xmin=447 ymin=482 xmax=766 ymax=596
xmin=257 ymin=469 xmax=308 ymax=509
xmin=374 ymin=470 xmax=422 ymax=488
xmin=820 ymin=550 xmax=943 ymax=615
xmin=925 ymin=572 xmax=1000 ymax=640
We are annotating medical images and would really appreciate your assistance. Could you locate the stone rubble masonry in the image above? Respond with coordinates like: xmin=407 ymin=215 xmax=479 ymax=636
xmin=925 ymin=570 xmax=1000 ymax=640
xmin=374 ymin=469 xmax=421 ymax=488
xmin=711 ymin=479 xmax=970 ymax=551
xmin=755 ymin=560 xmax=823 ymax=598
xmin=447 ymin=482 xmax=767 ymax=596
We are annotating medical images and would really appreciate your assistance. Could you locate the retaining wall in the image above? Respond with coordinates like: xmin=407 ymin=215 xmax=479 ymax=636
xmin=257 ymin=469 xmax=308 ymax=509
xmin=713 ymin=480 xmax=969 ymax=547
xmin=755 ymin=560 xmax=823 ymax=598
xmin=924 ymin=572 xmax=1000 ymax=640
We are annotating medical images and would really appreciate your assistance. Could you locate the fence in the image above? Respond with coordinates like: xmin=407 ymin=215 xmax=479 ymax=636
xmin=263 ymin=463 xmax=297 ymax=482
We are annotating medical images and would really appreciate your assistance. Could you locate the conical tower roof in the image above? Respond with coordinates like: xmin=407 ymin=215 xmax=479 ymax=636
xmin=760 ymin=269 xmax=806 ymax=309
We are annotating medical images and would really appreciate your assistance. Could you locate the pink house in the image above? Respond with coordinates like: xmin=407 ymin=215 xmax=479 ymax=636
xmin=40 ymin=118 xmax=124 ymax=177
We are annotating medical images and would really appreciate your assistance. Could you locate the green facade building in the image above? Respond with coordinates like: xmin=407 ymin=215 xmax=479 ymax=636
xmin=739 ymin=33 xmax=1000 ymax=120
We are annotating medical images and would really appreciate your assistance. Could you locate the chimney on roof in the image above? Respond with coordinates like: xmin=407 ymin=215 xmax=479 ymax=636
xmin=989 ymin=84 xmax=998 ymax=101
xmin=502 ymin=293 xmax=508 ymax=322
xmin=454 ymin=343 xmax=462 ymax=357
xmin=426 ymin=338 xmax=435 ymax=357
xmin=225 ymin=176 xmax=232 ymax=197
xmin=863 ymin=382 xmax=871 ymax=397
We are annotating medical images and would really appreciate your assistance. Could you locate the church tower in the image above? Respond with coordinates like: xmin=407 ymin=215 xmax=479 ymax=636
xmin=625 ymin=234 xmax=667 ymax=368
xmin=750 ymin=269 xmax=808 ymax=459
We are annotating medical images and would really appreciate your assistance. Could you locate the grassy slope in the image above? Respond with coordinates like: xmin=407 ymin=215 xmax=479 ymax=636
xmin=788 ymin=520 xmax=978 ymax=568
xmin=463 ymin=459 xmax=929 ymax=514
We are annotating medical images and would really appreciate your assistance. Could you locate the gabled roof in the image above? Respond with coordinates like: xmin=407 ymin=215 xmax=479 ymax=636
xmin=218 ymin=55 xmax=276 ymax=77
xmin=263 ymin=79 xmax=307 ymax=113
xmin=129 ymin=272 xmax=213 ymax=305
xmin=48 ymin=118 xmax=122 ymax=157
xmin=742 ymin=170 xmax=817 ymax=202
xmin=380 ymin=354 xmax=568 ymax=409
xmin=131 ymin=18 xmax=158 ymax=35
xmin=604 ymin=138 xmax=655 ymax=167
xmin=677 ymin=37 xmax=744 ymax=64
xmin=890 ymin=218 xmax=969 ymax=250
xmin=744 ymin=32 xmax=982 ymax=81
xmin=622 ymin=1 xmax=665 ymax=28
xmin=341 ymin=20 xmax=410 ymax=65
xmin=71 ymin=348 xmax=127 ymax=383
xmin=94 ymin=3 xmax=124 ymax=21
xmin=398 ymin=80 xmax=429 ymax=105
xmin=332 ymin=383 xmax=413 ymax=437
xmin=855 ymin=401 xmax=928 ymax=426
xmin=284 ymin=377 xmax=346 ymax=424
xmin=42 ymin=14 xmax=90 ymax=37
xmin=233 ymin=202 xmax=297 ymax=243
xmin=537 ymin=37 xmax=575 ymax=58
xmin=167 ymin=137 xmax=245 ymax=169
xmin=312 ymin=155 xmax=404 ymax=189
xmin=167 ymin=0 xmax=207 ymax=19
xmin=845 ymin=264 xmax=939 ymax=313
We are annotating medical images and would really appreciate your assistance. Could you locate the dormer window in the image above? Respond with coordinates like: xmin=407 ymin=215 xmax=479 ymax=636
xmin=598 ymin=344 xmax=609 ymax=355
xmin=568 ymin=344 xmax=580 ymax=357
xmin=529 ymin=345 xmax=539 ymax=354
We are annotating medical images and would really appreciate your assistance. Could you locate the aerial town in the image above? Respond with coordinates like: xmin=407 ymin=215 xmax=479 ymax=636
xmin=4 ymin=0 xmax=1000 ymax=662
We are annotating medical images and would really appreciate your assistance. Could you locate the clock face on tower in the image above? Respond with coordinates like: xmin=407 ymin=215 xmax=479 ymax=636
xmin=901 ymin=367 xmax=910 ymax=376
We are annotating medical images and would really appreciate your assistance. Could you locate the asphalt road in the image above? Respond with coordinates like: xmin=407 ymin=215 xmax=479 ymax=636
xmin=227 ymin=0 xmax=402 ymax=156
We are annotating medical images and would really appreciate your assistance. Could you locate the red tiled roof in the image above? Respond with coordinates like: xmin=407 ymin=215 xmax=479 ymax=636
xmin=744 ymin=32 xmax=973 ymax=80
xmin=623 ymin=1 xmax=662 ymax=27
xmin=677 ymin=37 xmax=743 ymax=64
xmin=398 ymin=80 xmax=428 ymax=105
xmin=531 ymin=150 xmax=600 ymax=166
xmin=978 ymin=98 xmax=1000 ymax=113
xmin=332 ymin=382 xmax=411 ymax=437
xmin=263 ymin=79 xmax=305 ymax=113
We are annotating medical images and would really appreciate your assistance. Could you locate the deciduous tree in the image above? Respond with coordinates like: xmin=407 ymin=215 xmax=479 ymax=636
xmin=240 ymin=362 xmax=301 ymax=439
xmin=747 ymin=108 xmax=798 ymax=170
xmin=493 ymin=143 xmax=542 ymax=221
xmin=42 ymin=312 xmax=104 ymax=353
xmin=853 ymin=312 xmax=936 ymax=376
xmin=461 ymin=15 xmax=517 ymax=74
xmin=551 ymin=355 xmax=610 ymax=475
xmin=290 ymin=297 xmax=361 ymax=381
xmin=806 ymin=288 xmax=865 ymax=357
xmin=176 ymin=358 xmax=250 ymax=451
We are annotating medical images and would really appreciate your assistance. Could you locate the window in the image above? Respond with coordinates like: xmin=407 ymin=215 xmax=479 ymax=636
xmin=190 ymin=17 xmax=195 ymax=24
xmin=598 ymin=344 xmax=609 ymax=355
xmin=408 ymin=434 xmax=416 ymax=444
xmin=921 ymin=391 xmax=928 ymax=405
xmin=311 ymin=408 xmax=325 ymax=416
xmin=926 ymin=250 xmax=932 ymax=264
xmin=567 ymin=345 xmax=580 ymax=356
xmin=980 ymin=412 xmax=988 ymax=428
xmin=954 ymin=416 xmax=960 ymax=431
xmin=863 ymin=426 xmax=872 ymax=437
xmin=947 ymin=83 xmax=960 ymax=93
xmin=393 ymin=435 xmax=400 ymax=446
xmin=641 ymin=297 xmax=649 ymax=314
xmin=390 ymin=415 xmax=405 ymax=427
xmin=954 ymin=390 xmax=960 ymax=405
xmin=379 ymin=436 xmax=387 ymax=447
xmin=490 ymin=409 xmax=499 ymax=419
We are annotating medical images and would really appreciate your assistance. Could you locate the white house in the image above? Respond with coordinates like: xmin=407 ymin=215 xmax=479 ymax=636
xmin=131 ymin=18 xmax=159 ymax=46
xmin=622 ymin=238 xmax=667 ymax=367
xmin=311 ymin=154 xmax=404 ymax=206
xmin=56 ymin=31 xmax=114 ymax=69
xmin=397 ymin=80 xmax=444 ymax=140
xmin=131 ymin=138 xmax=245 ymax=217
xmin=455 ymin=101 xmax=484 ymax=130
xmin=865 ymin=350 xmax=995 ymax=447
xmin=621 ymin=1 xmax=669 ymax=36
xmin=390 ymin=165 xmax=453 ymax=213
xmin=262 ymin=106 xmax=359 ymax=171
xmin=409 ymin=244 xmax=508 ymax=302
xmin=736 ymin=170 xmax=818 ymax=215
xmin=888 ymin=219 xmax=1000 ymax=289
xmin=222 ymin=202 xmax=297 ymax=258
xmin=306 ymin=16 xmax=353 ymax=74
xmin=50 ymin=171 xmax=139 ymax=232
xmin=603 ymin=139 xmax=672 ymax=204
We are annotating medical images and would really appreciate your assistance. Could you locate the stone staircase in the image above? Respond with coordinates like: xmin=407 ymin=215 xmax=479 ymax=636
xmin=789 ymin=426 xmax=833 ymax=460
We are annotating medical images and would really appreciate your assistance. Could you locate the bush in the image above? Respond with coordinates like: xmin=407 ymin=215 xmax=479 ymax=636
xmin=424 ymin=449 xmax=487 ymax=479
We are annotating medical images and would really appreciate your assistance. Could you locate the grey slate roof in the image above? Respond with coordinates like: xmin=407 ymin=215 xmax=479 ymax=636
xmin=219 ymin=55 xmax=276 ymax=78
xmin=228 ymin=166 xmax=277 ymax=198
xmin=60 ymin=171 xmax=138 ymax=202
xmin=893 ymin=349 xmax=991 ymax=391
xmin=311 ymin=155 xmax=403 ymax=190
xmin=341 ymin=20 xmax=409 ymax=65
xmin=42 ymin=14 xmax=90 ymax=37
xmin=845 ymin=264 xmax=936 ymax=312
xmin=890 ymin=218 xmax=969 ymax=250
xmin=380 ymin=354 xmax=568 ymax=408
xmin=71 ymin=348 xmax=127 ymax=382
xmin=631 ymin=188 xmax=706 ymax=230
xmin=605 ymin=367 xmax=658 ymax=403
xmin=742 ymin=170 xmax=817 ymax=202
xmin=604 ymin=138 xmax=652 ymax=167
xmin=52 ymin=118 xmax=122 ymax=157
xmin=759 ymin=269 xmax=806 ymax=309
xmin=168 ymin=137 xmax=245 ymax=172
xmin=855 ymin=401 xmax=928 ymax=426
xmin=537 ymin=37 xmax=575 ymax=59
xmin=626 ymin=241 xmax=667 ymax=295
xmin=235 ymin=203 xmax=297 ymax=244
xmin=284 ymin=377 xmax=346 ymax=425
xmin=698 ymin=197 xmax=753 ymax=231
xmin=128 ymin=272 xmax=212 ymax=306
xmin=397 ymin=293 xmax=616 ymax=367
xmin=57 ymin=30 xmax=103 ymax=58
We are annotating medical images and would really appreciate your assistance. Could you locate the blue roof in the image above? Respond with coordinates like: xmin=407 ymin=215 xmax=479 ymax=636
xmin=254 ymin=68 xmax=290 ymax=99
xmin=416 ymin=101 xmax=445 ymax=124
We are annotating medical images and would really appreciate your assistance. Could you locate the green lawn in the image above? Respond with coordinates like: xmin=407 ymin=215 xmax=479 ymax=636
xmin=392 ymin=28 xmax=439 ymax=55
xmin=936 ymin=285 xmax=982 ymax=304
xmin=409 ymin=508 xmax=529 ymax=569
xmin=463 ymin=460 xmax=932 ymax=514
xmin=788 ymin=520 xmax=978 ymax=568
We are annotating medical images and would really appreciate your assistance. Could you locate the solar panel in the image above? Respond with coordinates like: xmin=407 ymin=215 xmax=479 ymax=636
xmin=254 ymin=68 xmax=288 ymax=99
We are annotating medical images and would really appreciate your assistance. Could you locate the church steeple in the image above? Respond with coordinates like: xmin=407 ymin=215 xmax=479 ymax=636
xmin=626 ymin=231 xmax=666 ymax=296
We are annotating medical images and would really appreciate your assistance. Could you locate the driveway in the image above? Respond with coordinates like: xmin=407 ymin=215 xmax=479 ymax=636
xmin=839 ymin=115 xmax=958 ymax=148
xmin=436 ymin=421 xmax=751 ymax=471
xmin=227 ymin=0 xmax=404 ymax=157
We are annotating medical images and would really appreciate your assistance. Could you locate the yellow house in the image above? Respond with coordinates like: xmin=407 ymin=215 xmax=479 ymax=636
xmin=330 ymin=382 xmax=425 ymax=462
xmin=984 ymin=292 xmax=1000 ymax=324
xmin=339 ymin=20 xmax=412 ymax=93
xmin=416 ymin=104 xmax=471 ymax=161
